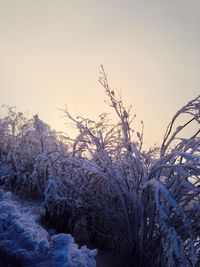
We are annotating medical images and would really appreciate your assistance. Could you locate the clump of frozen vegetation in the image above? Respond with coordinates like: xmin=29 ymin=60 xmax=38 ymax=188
xmin=61 ymin=67 xmax=200 ymax=266
xmin=0 ymin=106 xmax=68 ymax=199
xmin=0 ymin=67 xmax=199 ymax=266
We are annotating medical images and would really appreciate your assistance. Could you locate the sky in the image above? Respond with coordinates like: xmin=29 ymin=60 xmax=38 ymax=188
xmin=0 ymin=0 xmax=200 ymax=148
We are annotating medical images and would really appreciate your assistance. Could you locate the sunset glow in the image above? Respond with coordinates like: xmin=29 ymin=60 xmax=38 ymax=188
xmin=0 ymin=0 xmax=200 ymax=147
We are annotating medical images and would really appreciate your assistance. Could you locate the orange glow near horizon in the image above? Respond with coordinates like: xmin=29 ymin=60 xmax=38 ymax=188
xmin=0 ymin=0 xmax=200 ymax=148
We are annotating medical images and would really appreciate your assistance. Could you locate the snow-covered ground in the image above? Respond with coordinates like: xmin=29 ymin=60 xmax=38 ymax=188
xmin=0 ymin=190 xmax=97 ymax=267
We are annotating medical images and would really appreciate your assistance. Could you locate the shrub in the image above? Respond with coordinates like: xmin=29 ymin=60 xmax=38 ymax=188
xmin=62 ymin=67 xmax=200 ymax=266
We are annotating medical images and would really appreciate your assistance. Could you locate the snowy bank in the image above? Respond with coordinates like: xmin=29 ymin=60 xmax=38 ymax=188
xmin=0 ymin=190 xmax=97 ymax=267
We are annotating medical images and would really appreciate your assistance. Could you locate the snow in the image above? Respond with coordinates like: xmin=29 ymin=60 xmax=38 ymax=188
xmin=0 ymin=190 xmax=97 ymax=267
xmin=52 ymin=234 xmax=97 ymax=267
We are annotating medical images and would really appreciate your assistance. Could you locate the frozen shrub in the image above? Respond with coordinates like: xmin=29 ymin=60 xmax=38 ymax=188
xmin=0 ymin=107 xmax=69 ymax=199
xmin=62 ymin=67 xmax=200 ymax=266
xmin=43 ymin=165 xmax=84 ymax=235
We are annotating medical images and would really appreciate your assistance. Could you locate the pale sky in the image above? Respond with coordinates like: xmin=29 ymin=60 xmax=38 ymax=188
xmin=0 ymin=0 xmax=200 ymax=148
